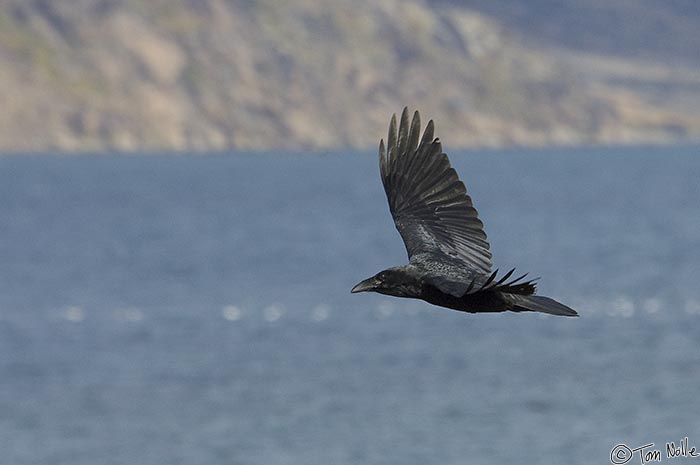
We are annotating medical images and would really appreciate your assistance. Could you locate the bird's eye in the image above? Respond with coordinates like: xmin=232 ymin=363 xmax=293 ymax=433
xmin=377 ymin=272 xmax=387 ymax=281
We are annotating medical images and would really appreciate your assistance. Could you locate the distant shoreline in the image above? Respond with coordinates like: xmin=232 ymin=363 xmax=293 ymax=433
xmin=1 ymin=140 xmax=699 ymax=158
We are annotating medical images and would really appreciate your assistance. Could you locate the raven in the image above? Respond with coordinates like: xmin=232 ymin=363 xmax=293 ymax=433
xmin=351 ymin=108 xmax=578 ymax=317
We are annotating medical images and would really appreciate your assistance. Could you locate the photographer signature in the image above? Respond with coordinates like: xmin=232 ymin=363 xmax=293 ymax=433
xmin=611 ymin=437 xmax=700 ymax=464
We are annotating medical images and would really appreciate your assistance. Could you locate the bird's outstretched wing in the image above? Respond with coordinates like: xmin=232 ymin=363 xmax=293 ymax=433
xmin=379 ymin=107 xmax=492 ymax=273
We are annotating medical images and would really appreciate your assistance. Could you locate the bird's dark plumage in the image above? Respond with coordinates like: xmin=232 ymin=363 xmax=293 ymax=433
xmin=352 ymin=108 xmax=578 ymax=317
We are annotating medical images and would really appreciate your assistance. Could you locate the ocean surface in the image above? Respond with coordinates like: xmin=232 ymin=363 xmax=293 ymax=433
xmin=1 ymin=147 xmax=699 ymax=465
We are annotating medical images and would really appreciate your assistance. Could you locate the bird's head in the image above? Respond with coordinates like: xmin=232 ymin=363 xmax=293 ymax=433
xmin=351 ymin=267 xmax=416 ymax=298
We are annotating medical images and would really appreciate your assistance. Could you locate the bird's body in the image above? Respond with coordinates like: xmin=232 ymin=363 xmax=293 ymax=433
xmin=364 ymin=262 xmax=510 ymax=313
xmin=352 ymin=108 xmax=578 ymax=317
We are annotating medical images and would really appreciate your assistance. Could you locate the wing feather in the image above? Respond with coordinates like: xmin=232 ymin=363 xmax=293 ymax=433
xmin=379 ymin=108 xmax=493 ymax=273
xmin=422 ymin=266 xmax=537 ymax=297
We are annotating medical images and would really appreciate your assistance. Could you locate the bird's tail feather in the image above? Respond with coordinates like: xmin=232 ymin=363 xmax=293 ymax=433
xmin=510 ymin=295 xmax=578 ymax=317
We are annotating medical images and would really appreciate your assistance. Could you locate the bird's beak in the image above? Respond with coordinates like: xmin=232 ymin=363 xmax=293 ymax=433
xmin=351 ymin=277 xmax=376 ymax=293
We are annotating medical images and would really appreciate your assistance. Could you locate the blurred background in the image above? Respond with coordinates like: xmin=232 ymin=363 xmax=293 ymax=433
xmin=1 ymin=0 xmax=700 ymax=152
xmin=1 ymin=2 xmax=700 ymax=465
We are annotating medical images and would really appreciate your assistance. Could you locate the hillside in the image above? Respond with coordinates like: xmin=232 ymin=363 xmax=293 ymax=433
xmin=1 ymin=0 xmax=699 ymax=152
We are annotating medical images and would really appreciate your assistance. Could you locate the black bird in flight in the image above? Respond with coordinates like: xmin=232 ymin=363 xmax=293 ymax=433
xmin=351 ymin=108 xmax=578 ymax=317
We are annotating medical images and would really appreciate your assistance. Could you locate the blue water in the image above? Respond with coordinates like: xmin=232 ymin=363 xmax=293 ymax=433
xmin=1 ymin=147 xmax=699 ymax=465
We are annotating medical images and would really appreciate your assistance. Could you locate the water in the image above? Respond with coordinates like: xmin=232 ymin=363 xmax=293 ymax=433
xmin=1 ymin=147 xmax=699 ymax=465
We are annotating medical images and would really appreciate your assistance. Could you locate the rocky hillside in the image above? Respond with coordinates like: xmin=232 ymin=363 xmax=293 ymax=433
xmin=1 ymin=0 xmax=699 ymax=152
